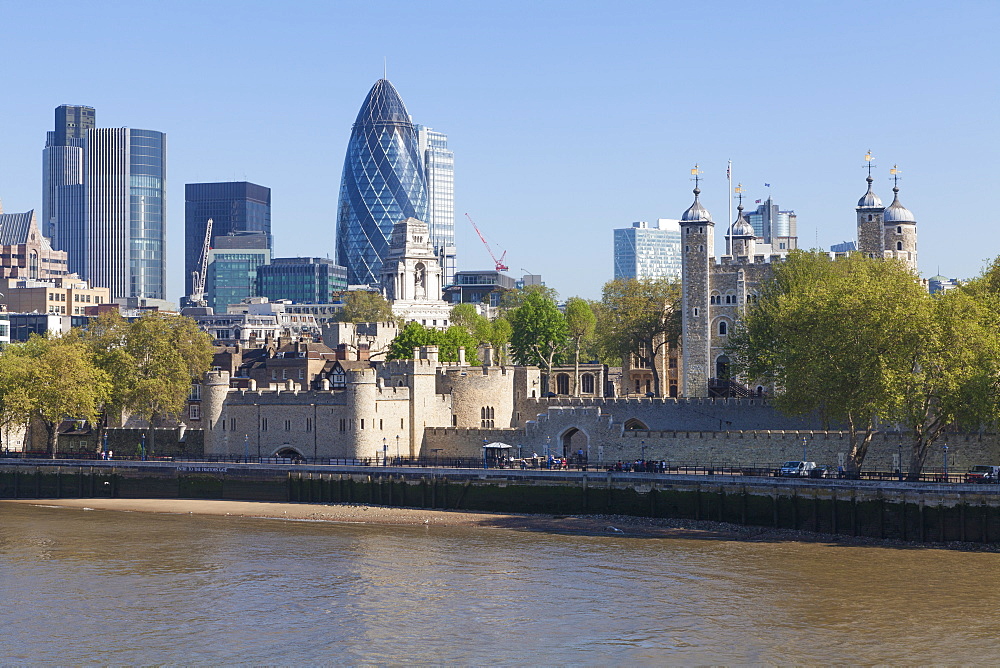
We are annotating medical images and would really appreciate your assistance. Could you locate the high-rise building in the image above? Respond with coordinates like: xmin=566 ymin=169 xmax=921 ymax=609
xmin=206 ymin=232 xmax=270 ymax=313
xmin=185 ymin=182 xmax=272 ymax=297
xmin=256 ymin=257 xmax=345 ymax=304
xmin=613 ymin=219 xmax=682 ymax=281
xmin=83 ymin=128 xmax=167 ymax=300
xmin=416 ymin=125 xmax=456 ymax=287
xmin=42 ymin=104 xmax=94 ymax=243
xmin=336 ymin=79 xmax=427 ymax=287
xmin=43 ymin=107 xmax=167 ymax=302
xmin=745 ymin=197 xmax=797 ymax=253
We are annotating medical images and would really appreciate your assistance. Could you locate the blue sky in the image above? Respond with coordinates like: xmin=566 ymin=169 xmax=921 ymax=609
xmin=1 ymin=0 xmax=997 ymax=302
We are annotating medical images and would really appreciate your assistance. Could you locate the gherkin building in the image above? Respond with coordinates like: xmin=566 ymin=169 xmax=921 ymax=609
xmin=336 ymin=79 xmax=427 ymax=286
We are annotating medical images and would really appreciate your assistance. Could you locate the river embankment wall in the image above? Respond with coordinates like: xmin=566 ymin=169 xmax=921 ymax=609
xmin=2 ymin=460 xmax=997 ymax=544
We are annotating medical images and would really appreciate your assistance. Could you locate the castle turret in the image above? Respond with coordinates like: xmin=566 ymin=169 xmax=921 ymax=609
xmin=679 ymin=168 xmax=714 ymax=398
xmin=346 ymin=367 xmax=379 ymax=459
xmin=201 ymin=370 xmax=231 ymax=456
xmin=727 ymin=203 xmax=756 ymax=259
xmin=857 ymin=153 xmax=884 ymax=258
xmin=882 ymin=166 xmax=917 ymax=272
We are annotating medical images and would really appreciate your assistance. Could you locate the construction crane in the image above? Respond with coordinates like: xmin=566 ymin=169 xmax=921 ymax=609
xmin=465 ymin=213 xmax=508 ymax=272
xmin=188 ymin=217 xmax=213 ymax=307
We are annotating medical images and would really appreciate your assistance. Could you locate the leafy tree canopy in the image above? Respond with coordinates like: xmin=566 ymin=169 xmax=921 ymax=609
xmin=336 ymin=290 xmax=395 ymax=323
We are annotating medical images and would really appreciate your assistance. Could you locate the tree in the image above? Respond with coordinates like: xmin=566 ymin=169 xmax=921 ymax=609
xmin=336 ymin=290 xmax=395 ymax=323
xmin=895 ymin=286 xmax=1000 ymax=479
xmin=597 ymin=278 xmax=681 ymax=396
xmin=4 ymin=335 xmax=110 ymax=457
xmin=499 ymin=283 xmax=559 ymax=311
xmin=728 ymin=251 xmax=932 ymax=473
xmin=508 ymin=290 xmax=567 ymax=392
xmin=75 ymin=312 xmax=214 ymax=449
xmin=564 ymin=297 xmax=597 ymax=396
xmin=387 ymin=321 xmax=480 ymax=363
xmin=449 ymin=303 xmax=511 ymax=364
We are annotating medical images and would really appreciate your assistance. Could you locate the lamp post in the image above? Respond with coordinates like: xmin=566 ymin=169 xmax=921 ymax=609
xmin=396 ymin=434 xmax=400 ymax=463
xmin=545 ymin=436 xmax=551 ymax=467
xmin=897 ymin=439 xmax=903 ymax=481
xmin=943 ymin=443 xmax=949 ymax=480
xmin=641 ymin=439 xmax=646 ymax=462
xmin=382 ymin=437 xmax=388 ymax=466
xmin=141 ymin=433 xmax=146 ymax=461
xmin=244 ymin=434 xmax=249 ymax=463
xmin=802 ymin=436 xmax=807 ymax=462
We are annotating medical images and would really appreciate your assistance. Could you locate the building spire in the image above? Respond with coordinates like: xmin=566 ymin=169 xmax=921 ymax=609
xmin=890 ymin=164 xmax=901 ymax=193
xmin=864 ymin=149 xmax=876 ymax=183
xmin=690 ymin=163 xmax=702 ymax=194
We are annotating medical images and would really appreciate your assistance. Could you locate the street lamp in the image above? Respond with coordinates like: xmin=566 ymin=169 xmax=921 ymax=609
xmin=641 ymin=439 xmax=646 ymax=461
xmin=396 ymin=434 xmax=400 ymax=462
xmin=141 ymin=433 xmax=146 ymax=461
xmin=545 ymin=436 xmax=551 ymax=466
xmin=897 ymin=439 xmax=903 ymax=481
xmin=382 ymin=437 xmax=388 ymax=466
xmin=943 ymin=443 xmax=949 ymax=480
xmin=244 ymin=434 xmax=249 ymax=463
xmin=802 ymin=436 xmax=807 ymax=462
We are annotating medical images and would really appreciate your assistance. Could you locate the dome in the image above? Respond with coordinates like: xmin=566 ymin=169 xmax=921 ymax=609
xmin=883 ymin=187 xmax=916 ymax=223
xmin=857 ymin=175 xmax=883 ymax=208
xmin=729 ymin=205 xmax=755 ymax=236
xmin=681 ymin=187 xmax=712 ymax=222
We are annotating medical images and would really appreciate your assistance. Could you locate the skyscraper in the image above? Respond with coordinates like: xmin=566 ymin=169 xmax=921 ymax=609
xmin=206 ymin=232 xmax=270 ymax=313
xmin=745 ymin=197 xmax=797 ymax=253
xmin=416 ymin=125 xmax=456 ymax=287
xmin=257 ymin=257 xmax=344 ymax=304
xmin=613 ymin=219 xmax=682 ymax=281
xmin=336 ymin=79 xmax=427 ymax=287
xmin=185 ymin=182 xmax=272 ymax=298
xmin=42 ymin=104 xmax=95 ymax=243
xmin=84 ymin=128 xmax=167 ymax=300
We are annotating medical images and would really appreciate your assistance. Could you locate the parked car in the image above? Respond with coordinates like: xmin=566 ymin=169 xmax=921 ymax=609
xmin=965 ymin=465 xmax=1000 ymax=483
xmin=778 ymin=461 xmax=818 ymax=477
xmin=809 ymin=465 xmax=831 ymax=479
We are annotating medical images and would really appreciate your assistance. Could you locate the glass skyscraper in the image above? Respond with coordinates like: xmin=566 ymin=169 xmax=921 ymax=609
xmin=185 ymin=182 xmax=272 ymax=298
xmin=81 ymin=128 xmax=166 ymax=300
xmin=613 ymin=219 xmax=682 ymax=281
xmin=336 ymin=79 xmax=427 ymax=287
xmin=42 ymin=104 xmax=94 ymax=244
xmin=206 ymin=232 xmax=270 ymax=313
xmin=416 ymin=125 xmax=456 ymax=287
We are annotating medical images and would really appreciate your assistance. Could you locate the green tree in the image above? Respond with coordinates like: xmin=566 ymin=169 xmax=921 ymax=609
xmin=597 ymin=278 xmax=681 ymax=396
xmin=728 ymin=251 xmax=932 ymax=473
xmin=387 ymin=321 xmax=480 ymax=363
xmin=499 ymin=283 xmax=559 ymax=311
xmin=508 ymin=290 xmax=567 ymax=392
xmin=564 ymin=297 xmax=597 ymax=396
xmin=5 ymin=335 xmax=110 ymax=457
xmin=75 ymin=312 xmax=214 ymax=449
xmin=895 ymin=287 xmax=1000 ymax=479
xmin=336 ymin=290 xmax=395 ymax=323
xmin=487 ymin=316 xmax=512 ymax=365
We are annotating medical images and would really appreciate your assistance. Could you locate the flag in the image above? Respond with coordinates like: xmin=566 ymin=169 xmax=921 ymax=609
xmin=764 ymin=183 xmax=771 ymax=187
xmin=755 ymin=199 xmax=761 ymax=204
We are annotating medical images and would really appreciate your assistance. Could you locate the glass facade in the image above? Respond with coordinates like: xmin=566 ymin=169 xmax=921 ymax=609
xmin=613 ymin=219 xmax=682 ymax=281
xmin=336 ymin=79 xmax=427 ymax=287
xmin=185 ymin=182 xmax=272 ymax=297
xmin=416 ymin=125 xmax=456 ymax=287
xmin=43 ymin=105 xmax=93 ymax=247
xmin=746 ymin=198 xmax=796 ymax=243
xmin=83 ymin=128 xmax=167 ymax=301
xmin=207 ymin=235 xmax=270 ymax=313
xmin=256 ymin=257 xmax=345 ymax=304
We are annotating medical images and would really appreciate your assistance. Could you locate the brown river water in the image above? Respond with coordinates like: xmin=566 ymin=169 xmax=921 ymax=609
xmin=1 ymin=502 xmax=998 ymax=664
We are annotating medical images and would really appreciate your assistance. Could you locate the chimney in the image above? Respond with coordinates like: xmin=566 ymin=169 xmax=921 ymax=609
xmin=425 ymin=345 xmax=439 ymax=363
xmin=458 ymin=347 xmax=466 ymax=365
xmin=481 ymin=344 xmax=493 ymax=367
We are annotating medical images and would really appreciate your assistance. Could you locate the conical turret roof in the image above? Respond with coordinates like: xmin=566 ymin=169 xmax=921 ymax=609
xmin=857 ymin=175 xmax=883 ymax=208
xmin=681 ymin=187 xmax=712 ymax=222
xmin=884 ymin=186 xmax=916 ymax=223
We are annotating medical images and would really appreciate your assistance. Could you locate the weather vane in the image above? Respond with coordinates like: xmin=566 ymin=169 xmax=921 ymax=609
xmin=864 ymin=150 xmax=876 ymax=177
xmin=690 ymin=163 xmax=702 ymax=189
xmin=890 ymin=164 xmax=901 ymax=188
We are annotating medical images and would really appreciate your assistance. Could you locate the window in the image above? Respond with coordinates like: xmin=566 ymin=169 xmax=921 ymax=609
xmin=693 ymin=307 xmax=699 ymax=317
xmin=189 ymin=404 xmax=201 ymax=420
xmin=719 ymin=321 xmax=728 ymax=336
xmin=285 ymin=419 xmax=291 ymax=431
xmin=306 ymin=417 xmax=313 ymax=432
xmin=868 ymin=214 xmax=873 ymax=221
xmin=339 ymin=418 xmax=346 ymax=432
xmin=897 ymin=226 xmax=902 ymax=234
xmin=581 ymin=373 xmax=595 ymax=394
xmin=897 ymin=241 xmax=903 ymax=251
xmin=262 ymin=418 xmax=268 ymax=432
xmin=229 ymin=418 xmax=236 ymax=431
xmin=480 ymin=406 xmax=495 ymax=428
xmin=360 ymin=419 xmax=364 ymax=429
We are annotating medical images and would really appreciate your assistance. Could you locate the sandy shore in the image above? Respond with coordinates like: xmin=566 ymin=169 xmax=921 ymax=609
xmin=1 ymin=497 xmax=747 ymax=540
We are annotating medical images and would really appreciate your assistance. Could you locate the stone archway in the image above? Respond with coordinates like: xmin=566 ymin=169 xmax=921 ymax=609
xmin=559 ymin=427 xmax=589 ymax=464
xmin=274 ymin=445 xmax=305 ymax=461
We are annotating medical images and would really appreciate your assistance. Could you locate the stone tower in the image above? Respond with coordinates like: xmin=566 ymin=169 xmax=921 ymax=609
xmin=679 ymin=176 xmax=713 ymax=398
xmin=882 ymin=173 xmax=918 ymax=272
xmin=727 ymin=204 xmax=756 ymax=259
xmin=856 ymin=173 xmax=884 ymax=259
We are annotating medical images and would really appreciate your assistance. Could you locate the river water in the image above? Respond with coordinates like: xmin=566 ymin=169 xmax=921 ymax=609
xmin=1 ymin=503 xmax=999 ymax=664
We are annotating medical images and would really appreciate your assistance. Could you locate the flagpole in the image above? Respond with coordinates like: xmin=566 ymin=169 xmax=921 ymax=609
xmin=727 ymin=160 xmax=733 ymax=255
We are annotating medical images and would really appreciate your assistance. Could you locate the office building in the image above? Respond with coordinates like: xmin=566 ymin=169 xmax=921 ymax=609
xmin=0 ymin=276 xmax=110 ymax=316
xmin=613 ymin=219 xmax=682 ymax=281
xmin=83 ymin=128 xmax=166 ymax=301
xmin=206 ymin=232 xmax=270 ymax=313
xmin=185 ymin=182 xmax=271 ymax=297
xmin=256 ymin=257 xmax=345 ymax=304
xmin=416 ymin=125 xmax=456 ymax=287
xmin=444 ymin=270 xmax=518 ymax=307
xmin=42 ymin=105 xmax=94 ymax=243
xmin=744 ymin=197 xmax=797 ymax=253
xmin=336 ymin=79 xmax=427 ymax=287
